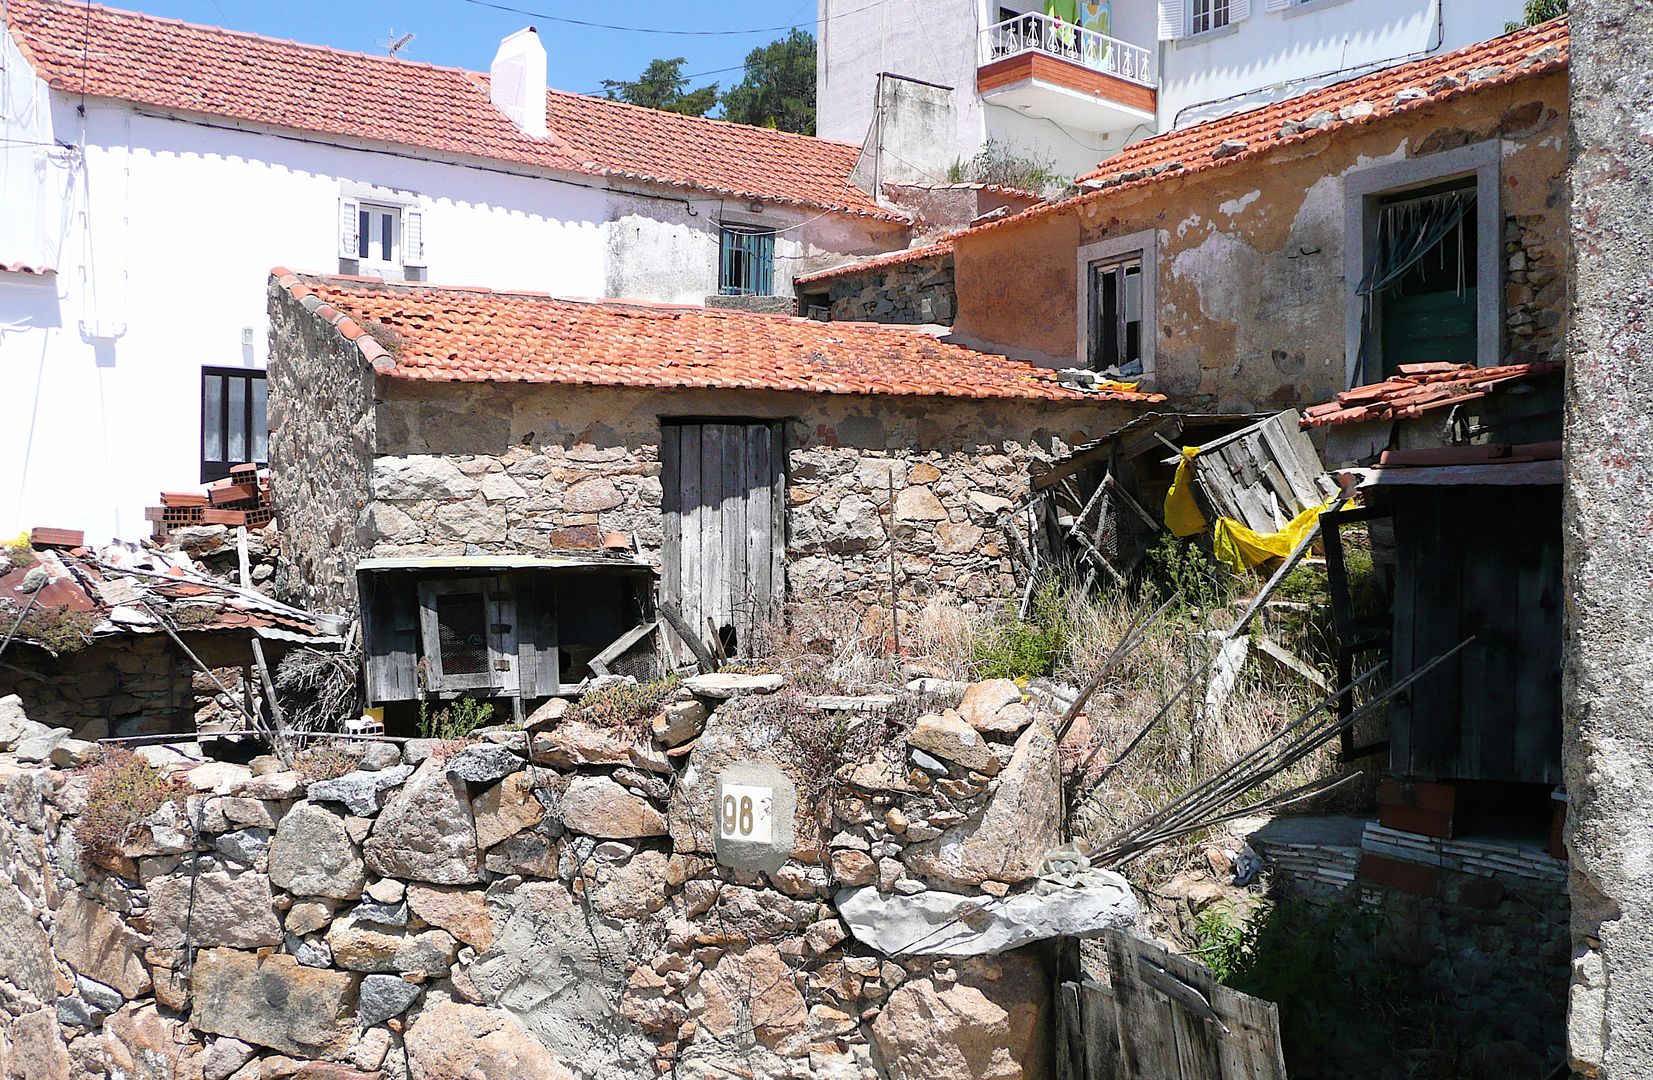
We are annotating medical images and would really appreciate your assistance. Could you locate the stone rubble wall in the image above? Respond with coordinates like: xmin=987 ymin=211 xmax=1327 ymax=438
xmin=266 ymin=279 xmax=379 ymax=614
xmin=0 ymin=676 xmax=1131 ymax=1080
xmin=360 ymin=381 xmax=1132 ymax=622
xmin=804 ymin=254 xmax=957 ymax=326
xmin=0 ymin=637 xmax=193 ymax=742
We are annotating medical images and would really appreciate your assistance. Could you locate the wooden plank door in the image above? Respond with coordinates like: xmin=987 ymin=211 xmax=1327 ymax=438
xmin=661 ymin=421 xmax=785 ymax=660
xmin=1103 ymin=930 xmax=1288 ymax=1080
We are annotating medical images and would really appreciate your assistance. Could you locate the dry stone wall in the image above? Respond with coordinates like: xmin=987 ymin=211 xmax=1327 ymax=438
xmin=0 ymin=676 xmax=1137 ymax=1080
xmin=803 ymin=254 xmax=957 ymax=326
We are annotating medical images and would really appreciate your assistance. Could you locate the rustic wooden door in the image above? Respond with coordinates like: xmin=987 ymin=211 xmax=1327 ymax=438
xmin=1057 ymin=931 xmax=1288 ymax=1080
xmin=660 ymin=421 xmax=785 ymax=660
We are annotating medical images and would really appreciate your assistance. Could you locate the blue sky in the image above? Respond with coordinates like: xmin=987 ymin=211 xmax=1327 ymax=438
xmin=113 ymin=0 xmax=817 ymax=104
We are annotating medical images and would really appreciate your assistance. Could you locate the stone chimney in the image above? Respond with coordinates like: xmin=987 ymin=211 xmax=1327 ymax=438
xmin=490 ymin=27 xmax=547 ymax=138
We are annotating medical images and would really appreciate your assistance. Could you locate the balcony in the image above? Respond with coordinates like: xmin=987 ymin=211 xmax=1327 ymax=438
xmin=977 ymin=13 xmax=1157 ymax=134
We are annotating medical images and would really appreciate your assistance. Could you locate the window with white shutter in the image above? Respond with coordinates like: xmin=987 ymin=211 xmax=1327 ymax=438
xmin=1264 ymin=0 xmax=1291 ymax=10
xmin=338 ymin=188 xmax=426 ymax=278
xmin=403 ymin=208 xmax=426 ymax=268
xmin=1157 ymin=0 xmax=1184 ymax=39
xmin=338 ymin=197 xmax=360 ymax=258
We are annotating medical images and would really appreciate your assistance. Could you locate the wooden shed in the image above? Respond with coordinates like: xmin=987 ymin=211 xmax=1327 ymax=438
xmin=357 ymin=555 xmax=656 ymax=725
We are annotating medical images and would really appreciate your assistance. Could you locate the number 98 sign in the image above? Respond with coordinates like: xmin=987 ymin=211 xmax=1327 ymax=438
xmin=718 ymin=784 xmax=774 ymax=844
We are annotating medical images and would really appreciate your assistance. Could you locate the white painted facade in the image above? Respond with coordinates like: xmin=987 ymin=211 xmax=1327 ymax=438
xmin=0 ymin=25 xmax=899 ymax=544
xmin=817 ymin=0 xmax=1525 ymax=183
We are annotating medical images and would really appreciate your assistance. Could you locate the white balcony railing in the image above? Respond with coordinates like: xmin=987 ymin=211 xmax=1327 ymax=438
xmin=979 ymin=12 xmax=1155 ymax=88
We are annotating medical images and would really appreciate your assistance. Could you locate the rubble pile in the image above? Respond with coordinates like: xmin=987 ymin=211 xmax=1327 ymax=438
xmin=145 ymin=464 xmax=274 ymax=539
xmin=0 ymin=675 xmax=1137 ymax=1080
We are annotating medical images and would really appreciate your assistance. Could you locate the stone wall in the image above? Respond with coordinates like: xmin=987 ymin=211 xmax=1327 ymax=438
xmin=1563 ymin=3 xmax=1653 ymax=1077
xmin=0 ymin=638 xmax=192 ymax=740
xmin=0 ymin=676 xmax=1136 ymax=1080
xmin=357 ymin=380 xmax=1135 ymax=623
xmin=266 ymin=278 xmax=379 ymax=613
xmin=804 ymin=253 xmax=957 ymax=325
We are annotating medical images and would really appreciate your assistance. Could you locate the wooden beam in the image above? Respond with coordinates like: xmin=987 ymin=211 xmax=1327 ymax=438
xmin=586 ymin=619 xmax=659 ymax=678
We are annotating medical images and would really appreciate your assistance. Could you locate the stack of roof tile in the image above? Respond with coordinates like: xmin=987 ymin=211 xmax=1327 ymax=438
xmin=144 ymin=464 xmax=272 ymax=537
xmin=1300 ymin=361 xmax=1562 ymax=428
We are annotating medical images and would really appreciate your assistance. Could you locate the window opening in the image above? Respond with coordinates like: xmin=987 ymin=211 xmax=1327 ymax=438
xmin=1358 ymin=182 xmax=1477 ymax=380
xmin=720 ymin=226 xmax=776 ymax=296
xmin=200 ymin=367 xmax=268 ymax=483
xmin=357 ymin=203 xmax=400 ymax=266
xmin=1087 ymin=254 xmax=1144 ymax=376
xmin=435 ymin=591 xmax=490 ymax=676
xmin=1190 ymin=0 xmax=1230 ymax=34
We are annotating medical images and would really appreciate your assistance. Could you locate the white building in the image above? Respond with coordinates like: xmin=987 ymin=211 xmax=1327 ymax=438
xmin=818 ymin=0 xmax=1525 ymax=184
xmin=1 ymin=0 xmax=907 ymax=543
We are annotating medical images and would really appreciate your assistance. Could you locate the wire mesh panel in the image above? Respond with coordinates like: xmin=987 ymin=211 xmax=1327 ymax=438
xmin=435 ymin=590 xmax=489 ymax=676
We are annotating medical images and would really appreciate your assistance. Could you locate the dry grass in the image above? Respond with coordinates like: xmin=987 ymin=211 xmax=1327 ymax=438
xmin=566 ymin=675 xmax=680 ymax=742
xmin=291 ymin=744 xmax=360 ymax=781
xmin=75 ymin=749 xmax=189 ymax=867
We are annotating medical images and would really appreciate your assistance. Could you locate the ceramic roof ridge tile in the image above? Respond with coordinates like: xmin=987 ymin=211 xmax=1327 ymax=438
xmin=960 ymin=18 xmax=1567 ymax=241
xmin=271 ymin=270 xmax=1169 ymax=405
xmin=1301 ymin=360 xmax=1560 ymax=428
xmin=5 ymin=0 xmax=900 ymax=221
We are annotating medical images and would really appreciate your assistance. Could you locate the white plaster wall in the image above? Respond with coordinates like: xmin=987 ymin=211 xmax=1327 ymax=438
xmin=817 ymin=0 xmax=983 ymax=179
xmin=608 ymin=190 xmax=906 ymax=304
xmin=818 ymin=0 xmax=1526 ymax=181
xmin=1159 ymin=0 xmax=1527 ymax=128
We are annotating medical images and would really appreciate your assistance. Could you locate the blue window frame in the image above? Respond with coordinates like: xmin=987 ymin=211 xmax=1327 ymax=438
xmin=719 ymin=225 xmax=775 ymax=296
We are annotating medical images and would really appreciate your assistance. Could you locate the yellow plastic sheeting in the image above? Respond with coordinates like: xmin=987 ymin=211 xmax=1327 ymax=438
xmin=1094 ymin=379 xmax=1141 ymax=394
xmin=1210 ymin=501 xmax=1328 ymax=576
xmin=1163 ymin=448 xmax=1207 ymax=538
xmin=1162 ymin=447 xmax=1333 ymax=573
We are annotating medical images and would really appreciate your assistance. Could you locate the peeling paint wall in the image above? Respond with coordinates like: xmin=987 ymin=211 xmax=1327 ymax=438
xmin=951 ymin=71 xmax=1569 ymax=410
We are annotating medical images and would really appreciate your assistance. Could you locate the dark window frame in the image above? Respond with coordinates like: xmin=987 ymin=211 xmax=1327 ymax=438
xmin=200 ymin=366 xmax=267 ymax=483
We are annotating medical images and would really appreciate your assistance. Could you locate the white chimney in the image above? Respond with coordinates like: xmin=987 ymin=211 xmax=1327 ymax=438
xmin=490 ymin=27 xmax=547 ymax=138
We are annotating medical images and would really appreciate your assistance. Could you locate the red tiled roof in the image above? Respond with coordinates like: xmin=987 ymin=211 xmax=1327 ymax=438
xmin=272 ymin=269 xmax=1165 ymax=405
xmin=794 ymin=239 xmax=955 ymax=286
xmin=4 ymin=0 xmax=896 ymax=221
xmin=966 ymin=18 xmax=1568 ymax=238
xmin=1301 ymin=361 xmax=1562 ymax=428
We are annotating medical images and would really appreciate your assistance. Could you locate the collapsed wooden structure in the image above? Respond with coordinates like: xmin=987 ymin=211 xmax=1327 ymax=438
xmin=1028 ymin=410 xmax=1335 ymax=592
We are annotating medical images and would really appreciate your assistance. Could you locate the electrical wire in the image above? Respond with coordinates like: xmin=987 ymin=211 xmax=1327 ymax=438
xmin=457 ymin=0 xmax=897 ymax=37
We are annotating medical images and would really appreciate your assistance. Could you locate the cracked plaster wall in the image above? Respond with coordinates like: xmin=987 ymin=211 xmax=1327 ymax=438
xmin=950 ymin=70 xmax=1569 ymax=412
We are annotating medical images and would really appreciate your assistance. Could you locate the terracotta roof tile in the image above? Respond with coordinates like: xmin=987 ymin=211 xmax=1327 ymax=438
xmin=1300 ymin=361 xmax=1561 ymax=428
xmin=966 ymin=18 xmax=1568 ymax=238
xmin=5 ymin=0 xmax=896 ymax=221
xmin=273 ymin=270 xmax=1165 ymax=405
xmin=794 ymin=239 xmax=955 ymax=286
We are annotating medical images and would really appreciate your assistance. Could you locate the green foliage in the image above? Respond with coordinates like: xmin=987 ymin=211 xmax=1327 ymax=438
xmin=76 ymin=748 xmax=188 ymax=866
xmin=719 ymin=30 xmax=817 ymax=134
xmin=971 ymin=579 xmax=1070 ymax=680
xmin=1202 ymin=896 xmax=1461 ymax=1076
xmin=1142 ymin=534 xmax=1235 ymax=618
xmin=1508 ymin=0 xmax=1566 ymax=30
xmin=603 ymin=57 xmax=718 ymax=117
xmin=1190 ymin=902 xmax=1254 ymax=982
xmin=419 ymin=696 xmax=495 ymax=742
xmin=567 ymin=675 xmax=679 ymax=740
xmin=946 ymin=138 xmax=1065 ymax=196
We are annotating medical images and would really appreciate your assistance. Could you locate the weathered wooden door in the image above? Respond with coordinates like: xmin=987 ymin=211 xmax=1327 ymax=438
xmin=1057 ymin=931 xmax=1288 ymax=1080
xmin=660 ymin=421 xmax=785 ymax=660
